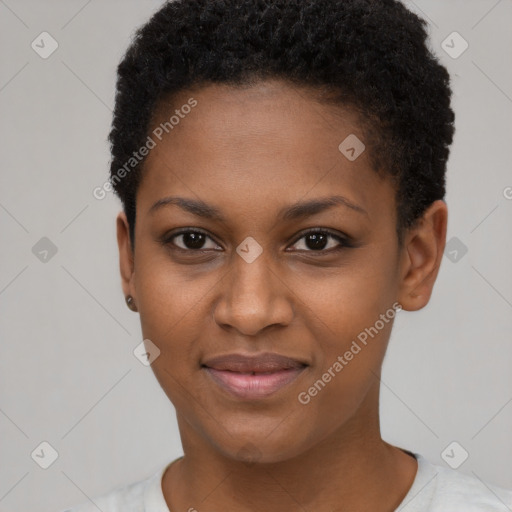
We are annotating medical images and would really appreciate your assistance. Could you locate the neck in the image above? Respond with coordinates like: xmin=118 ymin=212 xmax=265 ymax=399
xmin=162 ymin=384 xmax=417 ymax=512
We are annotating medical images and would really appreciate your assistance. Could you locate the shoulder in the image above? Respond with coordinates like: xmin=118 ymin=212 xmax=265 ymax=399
xmin=59 ymin=464 xmax=166 ymax=512
xmin=432 ymin=464 xmax=512 ymax=510
xmin=404 ymin=453 xmax=512 ymax=511
xmin=59 ymin=479 xmax=146 ymax=512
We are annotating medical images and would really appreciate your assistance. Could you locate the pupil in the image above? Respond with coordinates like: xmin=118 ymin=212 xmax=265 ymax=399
xmin=306 ymin=233 xmax=327 ymax=250
xmin=184 ymin=232 xmax=205 ymax=249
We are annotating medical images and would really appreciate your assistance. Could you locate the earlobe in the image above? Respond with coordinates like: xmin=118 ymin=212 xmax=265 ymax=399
xmin=397 ymin=200 xmax=448 ymax=311
xmin=116 ymin=211 xmax=136 ymax=304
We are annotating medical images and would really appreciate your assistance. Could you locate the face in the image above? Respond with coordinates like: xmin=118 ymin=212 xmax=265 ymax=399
xmin=117 ymin=78 xmax=446 ymax=464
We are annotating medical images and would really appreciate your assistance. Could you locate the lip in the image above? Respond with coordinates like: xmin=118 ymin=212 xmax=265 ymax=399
xmin=202 ymin=352 xmax=308 ymax=400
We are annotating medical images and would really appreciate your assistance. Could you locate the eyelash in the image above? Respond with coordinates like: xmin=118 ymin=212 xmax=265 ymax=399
xmin=162 ymin=227 xmax=352 ymax=255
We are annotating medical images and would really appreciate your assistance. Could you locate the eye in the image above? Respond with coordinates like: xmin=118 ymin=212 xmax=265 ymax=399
xmin=162 ymin=228 xmax=352 ymax=254
xmin=164 ymin=229 xmax=221 ymax=252
xmin=288 ymin=228 xmax=350 ymax=253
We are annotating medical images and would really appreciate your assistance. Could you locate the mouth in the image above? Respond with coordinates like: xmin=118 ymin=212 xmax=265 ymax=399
xmin=202 ymin=352 xmax=308 ymax=400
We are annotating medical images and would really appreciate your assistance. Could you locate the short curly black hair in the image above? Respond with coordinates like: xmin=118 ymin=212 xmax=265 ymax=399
xmin=108 ymin=0 xmax=455 ymax=248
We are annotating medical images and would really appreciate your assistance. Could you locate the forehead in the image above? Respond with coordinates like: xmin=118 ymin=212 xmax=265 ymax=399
xmin=137 ymin=79 xmax=395 ymax=226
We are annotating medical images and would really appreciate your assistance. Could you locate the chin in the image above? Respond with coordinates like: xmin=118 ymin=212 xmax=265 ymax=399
xmin=207 ymin=424 xmax=316 ymax=465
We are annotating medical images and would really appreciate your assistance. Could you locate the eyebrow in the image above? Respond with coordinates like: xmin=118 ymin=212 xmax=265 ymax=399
xmin=148 ymin=195 xmax=368 ymax=221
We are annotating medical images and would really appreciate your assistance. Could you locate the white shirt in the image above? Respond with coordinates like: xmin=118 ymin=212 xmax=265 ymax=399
xmin=61 ymin=452 xmax=512 ymax=511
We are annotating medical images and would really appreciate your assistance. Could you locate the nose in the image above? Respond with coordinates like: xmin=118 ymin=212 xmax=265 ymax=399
xmin=212 ymin=249 xmax=294 ymax=336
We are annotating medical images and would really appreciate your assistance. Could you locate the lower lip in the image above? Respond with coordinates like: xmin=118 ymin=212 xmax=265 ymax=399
xmin=204 ymin=367 xmax=306 ymax=400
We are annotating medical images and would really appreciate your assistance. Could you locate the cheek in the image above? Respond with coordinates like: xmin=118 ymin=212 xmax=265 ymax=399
xmin=294 ymin=300 xmax=394 ymax=439
xmin=134 ymin=265 xmax=211 ymax=411
xmin=293 ymin=250 xmax=399 ymax=398
xmin=134 ymin=246 xmax=216 ymax=334
xmin=133 ymin=262 xmax=220 ymax=398
xmin=297 ymin=251 xmax=398 ymax=340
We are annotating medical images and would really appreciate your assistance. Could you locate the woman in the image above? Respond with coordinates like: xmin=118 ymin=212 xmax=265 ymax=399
xmin=64 ymin=0 xmax=512 ymax=510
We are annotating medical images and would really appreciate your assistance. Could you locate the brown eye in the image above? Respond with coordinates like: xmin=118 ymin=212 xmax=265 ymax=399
xmin=165 ymin=230 xmax=221 ymax=251
xmin=289 ymin=229 xmax=350 ymax=252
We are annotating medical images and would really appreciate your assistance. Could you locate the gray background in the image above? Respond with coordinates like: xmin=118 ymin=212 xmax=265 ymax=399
xmin=0 ymin=1 xmax=511 ymax=511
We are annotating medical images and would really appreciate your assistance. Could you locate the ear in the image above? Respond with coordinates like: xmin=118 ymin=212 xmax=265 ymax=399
xmin=397 ymin=200 xmax=448 ymax=311
xmin=116 ymin=211 xmax=136 ymax=302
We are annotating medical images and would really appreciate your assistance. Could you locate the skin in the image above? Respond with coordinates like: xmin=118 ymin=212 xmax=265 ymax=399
xmin=116 ymin=78 xmax=448 ymax=511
